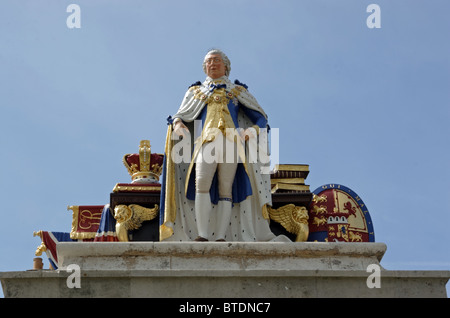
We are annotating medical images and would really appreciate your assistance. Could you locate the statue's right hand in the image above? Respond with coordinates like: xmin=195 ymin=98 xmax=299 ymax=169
xmin=173 ymin=121 xmax=189 ymax=137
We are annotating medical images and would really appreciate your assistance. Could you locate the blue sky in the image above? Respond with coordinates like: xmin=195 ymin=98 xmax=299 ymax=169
xmin=1 ymin=0 xmax=449 ymax=296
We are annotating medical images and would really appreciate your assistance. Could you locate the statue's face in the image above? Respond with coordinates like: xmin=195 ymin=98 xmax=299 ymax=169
xmin=205 ymin=54 xmax=226 ymax=79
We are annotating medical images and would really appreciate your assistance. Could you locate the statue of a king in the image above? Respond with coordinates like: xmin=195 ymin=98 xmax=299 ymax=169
xmin=159 ymin=49 xmax=287 ymax=242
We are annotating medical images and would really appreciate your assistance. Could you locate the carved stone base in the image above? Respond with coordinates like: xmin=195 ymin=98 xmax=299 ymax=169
xmin=1 ymin=242 xmax=448 ymax=298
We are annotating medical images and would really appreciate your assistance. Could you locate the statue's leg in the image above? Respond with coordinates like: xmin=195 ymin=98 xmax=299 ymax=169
xmin=194 ymin=146 xmax=217 ymax=241
xmin=215 ymin=160 xmax=238 ymax=241
xmin=194 ymin=192 xmax=212 ymax=241
xmin=215 ymin=200 xmax=232 ymax=241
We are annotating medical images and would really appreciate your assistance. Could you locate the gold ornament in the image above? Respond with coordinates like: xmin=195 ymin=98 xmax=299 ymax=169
xmin=267 ymin=204 xmax=309 ymax=242
xmin=113 ymin=204 xmax=159 ymax=242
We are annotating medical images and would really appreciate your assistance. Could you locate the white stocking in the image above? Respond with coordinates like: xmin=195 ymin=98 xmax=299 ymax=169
xmin=195 ymin=192 xmax=211 ymax=239
xmin=215 ymin=199 xmax=232 ymax=240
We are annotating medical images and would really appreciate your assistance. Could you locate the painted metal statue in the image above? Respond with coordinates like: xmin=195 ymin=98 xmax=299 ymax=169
xmin=160 ymin=49 xmax=286 ymax=242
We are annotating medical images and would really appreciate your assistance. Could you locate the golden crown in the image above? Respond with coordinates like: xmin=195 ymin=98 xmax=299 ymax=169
xmin=123 ymin=140 xmax=163 ymax=183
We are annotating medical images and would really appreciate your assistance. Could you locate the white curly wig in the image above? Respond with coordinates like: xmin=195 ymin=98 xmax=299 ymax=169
xmin=202 ymin=49 xmax=231 ymax=77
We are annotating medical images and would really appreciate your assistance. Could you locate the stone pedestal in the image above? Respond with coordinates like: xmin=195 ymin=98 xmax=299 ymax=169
xmin=1 ymin=242 xmax=449 ymax=298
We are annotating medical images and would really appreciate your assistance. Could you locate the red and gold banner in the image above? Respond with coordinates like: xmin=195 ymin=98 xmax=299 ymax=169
xmin=68 ymin=205 xmax=104 ymax=240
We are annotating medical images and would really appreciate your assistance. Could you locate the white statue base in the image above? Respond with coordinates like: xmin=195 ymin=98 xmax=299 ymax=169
xmin=1 ymin=242 xmax=449 ymax=297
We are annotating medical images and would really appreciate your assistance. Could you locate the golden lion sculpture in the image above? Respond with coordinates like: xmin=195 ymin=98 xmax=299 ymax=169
xmin=267 ymin=204 xmax=309 ymax=242
xmin=113 ymin=204 xmax=159 ymax=242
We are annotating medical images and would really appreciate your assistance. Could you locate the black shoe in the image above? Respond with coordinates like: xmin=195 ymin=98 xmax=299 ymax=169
xmin=194 ymin=236 xmax=208 ymax=242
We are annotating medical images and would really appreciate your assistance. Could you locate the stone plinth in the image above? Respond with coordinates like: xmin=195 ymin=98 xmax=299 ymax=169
xmin=1 ymin=242 xmax=449 ymax=298
xmin=57 ymin=241 xmax=387 ymax=271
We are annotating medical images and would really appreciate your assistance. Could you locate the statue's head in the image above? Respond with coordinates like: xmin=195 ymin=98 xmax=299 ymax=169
xmin=203 ymin=49 xmax=231 ymax=79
